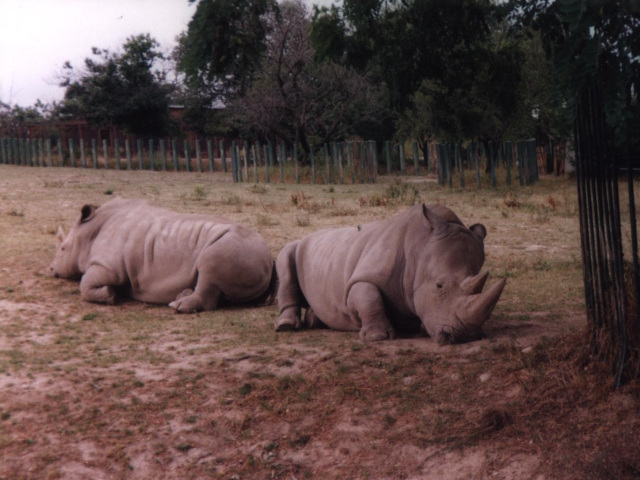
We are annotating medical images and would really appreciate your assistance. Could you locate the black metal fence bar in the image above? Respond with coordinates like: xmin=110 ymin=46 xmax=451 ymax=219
xmin=575 ymin=82 xmax=636 ymax=387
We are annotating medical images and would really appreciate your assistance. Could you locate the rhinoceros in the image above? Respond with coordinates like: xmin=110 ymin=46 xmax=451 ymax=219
xmin=50 ymin=198 xmax=276 ymax=312
xmin=275 ymin=204 xmax=506 ymax=344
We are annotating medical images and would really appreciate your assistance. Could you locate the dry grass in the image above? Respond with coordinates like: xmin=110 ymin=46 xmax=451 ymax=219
xmin=0 ymin=165 xmax=639 ymax=479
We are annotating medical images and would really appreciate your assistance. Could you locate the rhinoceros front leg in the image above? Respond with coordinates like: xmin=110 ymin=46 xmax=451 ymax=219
xmin=274 ymin=242 xmax=303 ymax=331
xmin=79 ymin=264 xmax=119 ymax=305
xmin=347 ymin=282 xmax=396 ymax=342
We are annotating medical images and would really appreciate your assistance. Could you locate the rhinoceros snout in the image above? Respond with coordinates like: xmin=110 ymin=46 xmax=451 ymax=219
xmin=436 ymin=326 xmax=486 ymax=345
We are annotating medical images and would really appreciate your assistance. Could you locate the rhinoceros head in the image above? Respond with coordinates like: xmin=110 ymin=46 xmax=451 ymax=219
xmin=412 ymin=205 xmax=506 ymax=345
xmin=49 ymin=204 xmax=98 ymax=279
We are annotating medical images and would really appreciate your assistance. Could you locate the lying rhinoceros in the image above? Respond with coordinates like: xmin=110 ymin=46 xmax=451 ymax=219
xmin=50 ymin=198 xmax=276 ymax=312
xmin=275 ymin=204 xmax=506 ymax=344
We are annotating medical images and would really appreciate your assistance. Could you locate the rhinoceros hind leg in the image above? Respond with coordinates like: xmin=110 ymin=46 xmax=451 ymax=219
xmin=169 ymin=288 xmax=221 ymax=313
xmin=348 ymin=282 xmax=397 ymax=342
xmin=275 ymin=242 xmax=306 ymax=332
xmin=175 ymin=289 xmax=193 ymax=300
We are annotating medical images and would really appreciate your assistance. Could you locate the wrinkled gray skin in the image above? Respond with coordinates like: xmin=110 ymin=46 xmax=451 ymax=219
xmin=275 ymin=204 xmax=506 ymax=344
xmin=50 ymin=198 xmax=275 ymax=312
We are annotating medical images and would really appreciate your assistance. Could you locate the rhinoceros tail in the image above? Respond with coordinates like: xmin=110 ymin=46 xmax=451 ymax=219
xmin=257 ymin=261 xmax=279 ymax=306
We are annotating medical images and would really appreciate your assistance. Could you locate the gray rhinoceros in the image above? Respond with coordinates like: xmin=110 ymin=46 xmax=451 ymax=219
xmin=275 ymin=204 xmax=506 ymax=344
xmin=50 ymin=198 xmax=276 ymax=312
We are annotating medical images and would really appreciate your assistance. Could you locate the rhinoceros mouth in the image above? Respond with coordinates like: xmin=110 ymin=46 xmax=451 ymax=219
xmin=436 ymin=322 xmax=486 ymax=345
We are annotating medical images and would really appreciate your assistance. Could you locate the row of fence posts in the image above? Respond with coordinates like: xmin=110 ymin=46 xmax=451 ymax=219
xmin=0 ymin=136 xmax=540 ymax=187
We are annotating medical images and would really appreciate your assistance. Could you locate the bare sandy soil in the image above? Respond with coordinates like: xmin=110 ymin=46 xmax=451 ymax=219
xmin=1 ymin=166 xmax=639 ymax=480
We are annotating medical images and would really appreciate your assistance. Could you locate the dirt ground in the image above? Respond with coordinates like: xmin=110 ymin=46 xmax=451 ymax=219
xmin=1 ymin=166 xmax=639 ymax=480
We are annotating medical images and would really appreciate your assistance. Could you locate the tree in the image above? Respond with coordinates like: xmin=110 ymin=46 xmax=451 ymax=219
xmin=232 ymin=0 xmax=389 ymax=152
xmin=60 ymin=34 xmax=173 ymax=136
xmin=178 ymin=0 xmax=278 ymax=101
xmin=313 ymin=0 xmax=530 ymax=146
xmin=508 ymin=0 xmax=640 ymax=145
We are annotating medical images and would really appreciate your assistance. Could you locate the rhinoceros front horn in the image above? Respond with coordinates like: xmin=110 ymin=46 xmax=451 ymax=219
xmin=459 ymin=275 xmax=506 ymax=327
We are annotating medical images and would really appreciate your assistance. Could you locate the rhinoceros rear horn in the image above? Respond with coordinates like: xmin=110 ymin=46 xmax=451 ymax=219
xmin=80 ymin=204 xmax=98 ymax=223
xmin=460 ymin=271 xmax=489 ymax=295
xmin=461 ymin=276 xmax=507 ymax=327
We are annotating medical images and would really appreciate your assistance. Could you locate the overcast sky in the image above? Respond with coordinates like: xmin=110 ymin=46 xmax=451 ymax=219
xmin=0 ymin=0 xmax=332 ymax=108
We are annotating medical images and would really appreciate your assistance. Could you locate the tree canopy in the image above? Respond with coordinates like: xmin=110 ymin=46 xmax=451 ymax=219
xmin=7 ymin=0 xmax=635 ymax=150
xmin=59 ymin=34 xmax=173 ymax=136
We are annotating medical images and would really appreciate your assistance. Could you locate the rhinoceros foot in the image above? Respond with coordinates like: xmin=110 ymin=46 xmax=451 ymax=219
xmin=275 ymin=307 xmax=301 ymax=331
xmin=169 ymin=289 xmax=203 ymax=313
xmin=359 ymin=324 xmax=397 ymax=342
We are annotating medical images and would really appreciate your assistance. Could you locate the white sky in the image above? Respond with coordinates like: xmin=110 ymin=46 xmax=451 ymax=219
xmin=0 ymin=0 xmax=332 ymax=108
xmin=0 ymin=0 xmax=199 ymax=107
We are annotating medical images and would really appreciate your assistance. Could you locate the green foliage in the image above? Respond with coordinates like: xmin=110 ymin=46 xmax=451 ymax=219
xmin=178 ymin=0 xmax=277 ymax=96
xmin=313 ymin=0 xmax=542 ymax=144
xmin=509 ymin=0 xmax=640 ymax=146
xmin=59 ymin=34 xmax=172 ymax=136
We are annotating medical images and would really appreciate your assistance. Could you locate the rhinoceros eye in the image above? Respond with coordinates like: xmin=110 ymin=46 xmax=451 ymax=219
xmin=436 ymin=282 xmax=443 ymax=289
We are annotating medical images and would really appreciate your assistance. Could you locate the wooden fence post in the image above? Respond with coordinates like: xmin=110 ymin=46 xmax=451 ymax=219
xmin=456 ymin=143 xmax=464 ymax=188
xmin=116 ymin=139 xmax=122 ymax=169
xmin=149 ymin=139 xmax=155 ymax=171
xmin=348 ymin=142 xmax=356 ymax=184
xmin=324 ymin=143 xmax=330 ymax=184
xmin=46 ymin=138 xmax=53 ymax=167
xmin=28 ymin=139 xmax=35 ymax=167
xmin=91 ymin=139 xmax=97 ymax=168
xmin=125 ymin=139 xmax=132 ymax=169
xmin=79 ymin=139 xmax=85 ymax=168
xmin=242 ymin=142 xmax=248 ymax=181
xmin=102 ymin=139 xmax=109 ymax=169
xmin=220 ymin=140 xmax=227 ymax=173
xmin=472 ymin=143 xmax=481 ymax=188
xmin=68 ymin=139 xmax=75 ymax=168
xmin=195 ymin=139 xmax=202 ymax=172
xmin=264 ymin=143 xmax=270 ymax=183
xmin=136 ymin=139 xmax=143 ymax=170
xmin=184 ymin=140 xmax=191 ymax=172
xmin=207 ymin=139 xmax=214 ymax=172
xmin=294 ymin=142 xmax=300 ymax=184
xmin=310 ymin=145 xmax=316 ymax=184
xmin=385 ymin=140 xmax=392 ymax=174
xmin=279 ymin=141 xmax=285 ymax=183
xmin=489 ymin=142 xmax=496 ymax=187
xmin=332 ymin=142 xmax=343 ymax=184
xmin=252 ymin=142 xmax=259 ymax=183
xmin=171 ymin=139 xmax=178 ymax=171
xmin=160 ymin=139 xmax=167 ymax=171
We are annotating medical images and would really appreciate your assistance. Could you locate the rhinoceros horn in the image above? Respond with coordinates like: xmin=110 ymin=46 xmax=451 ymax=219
xmin=458 ymin=275 xmax=507 ymax=327
xmin=460 ymin=271 xmax=489 ymax=295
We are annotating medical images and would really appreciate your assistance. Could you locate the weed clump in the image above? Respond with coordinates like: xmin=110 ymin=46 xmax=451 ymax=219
xmin=359 ymin=184 xmax=420 ymax=207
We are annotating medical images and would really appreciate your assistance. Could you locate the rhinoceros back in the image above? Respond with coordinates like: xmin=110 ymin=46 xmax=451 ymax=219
xmin=84 ymin=199 xmax=272 ymax=304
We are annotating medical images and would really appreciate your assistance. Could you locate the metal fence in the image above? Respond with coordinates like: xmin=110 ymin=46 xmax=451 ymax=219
xmin=575 ymin=81 xmax=640 ymax=387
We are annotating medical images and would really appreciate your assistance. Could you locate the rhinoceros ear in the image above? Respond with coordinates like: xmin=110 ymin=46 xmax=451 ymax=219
xmin=80 ymin=204 xmax=98 ymax=223
xmin=469 ymin=223 xmax=487 ymax=240
xmin=422 ymin=204 xmax=451 ymax=237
